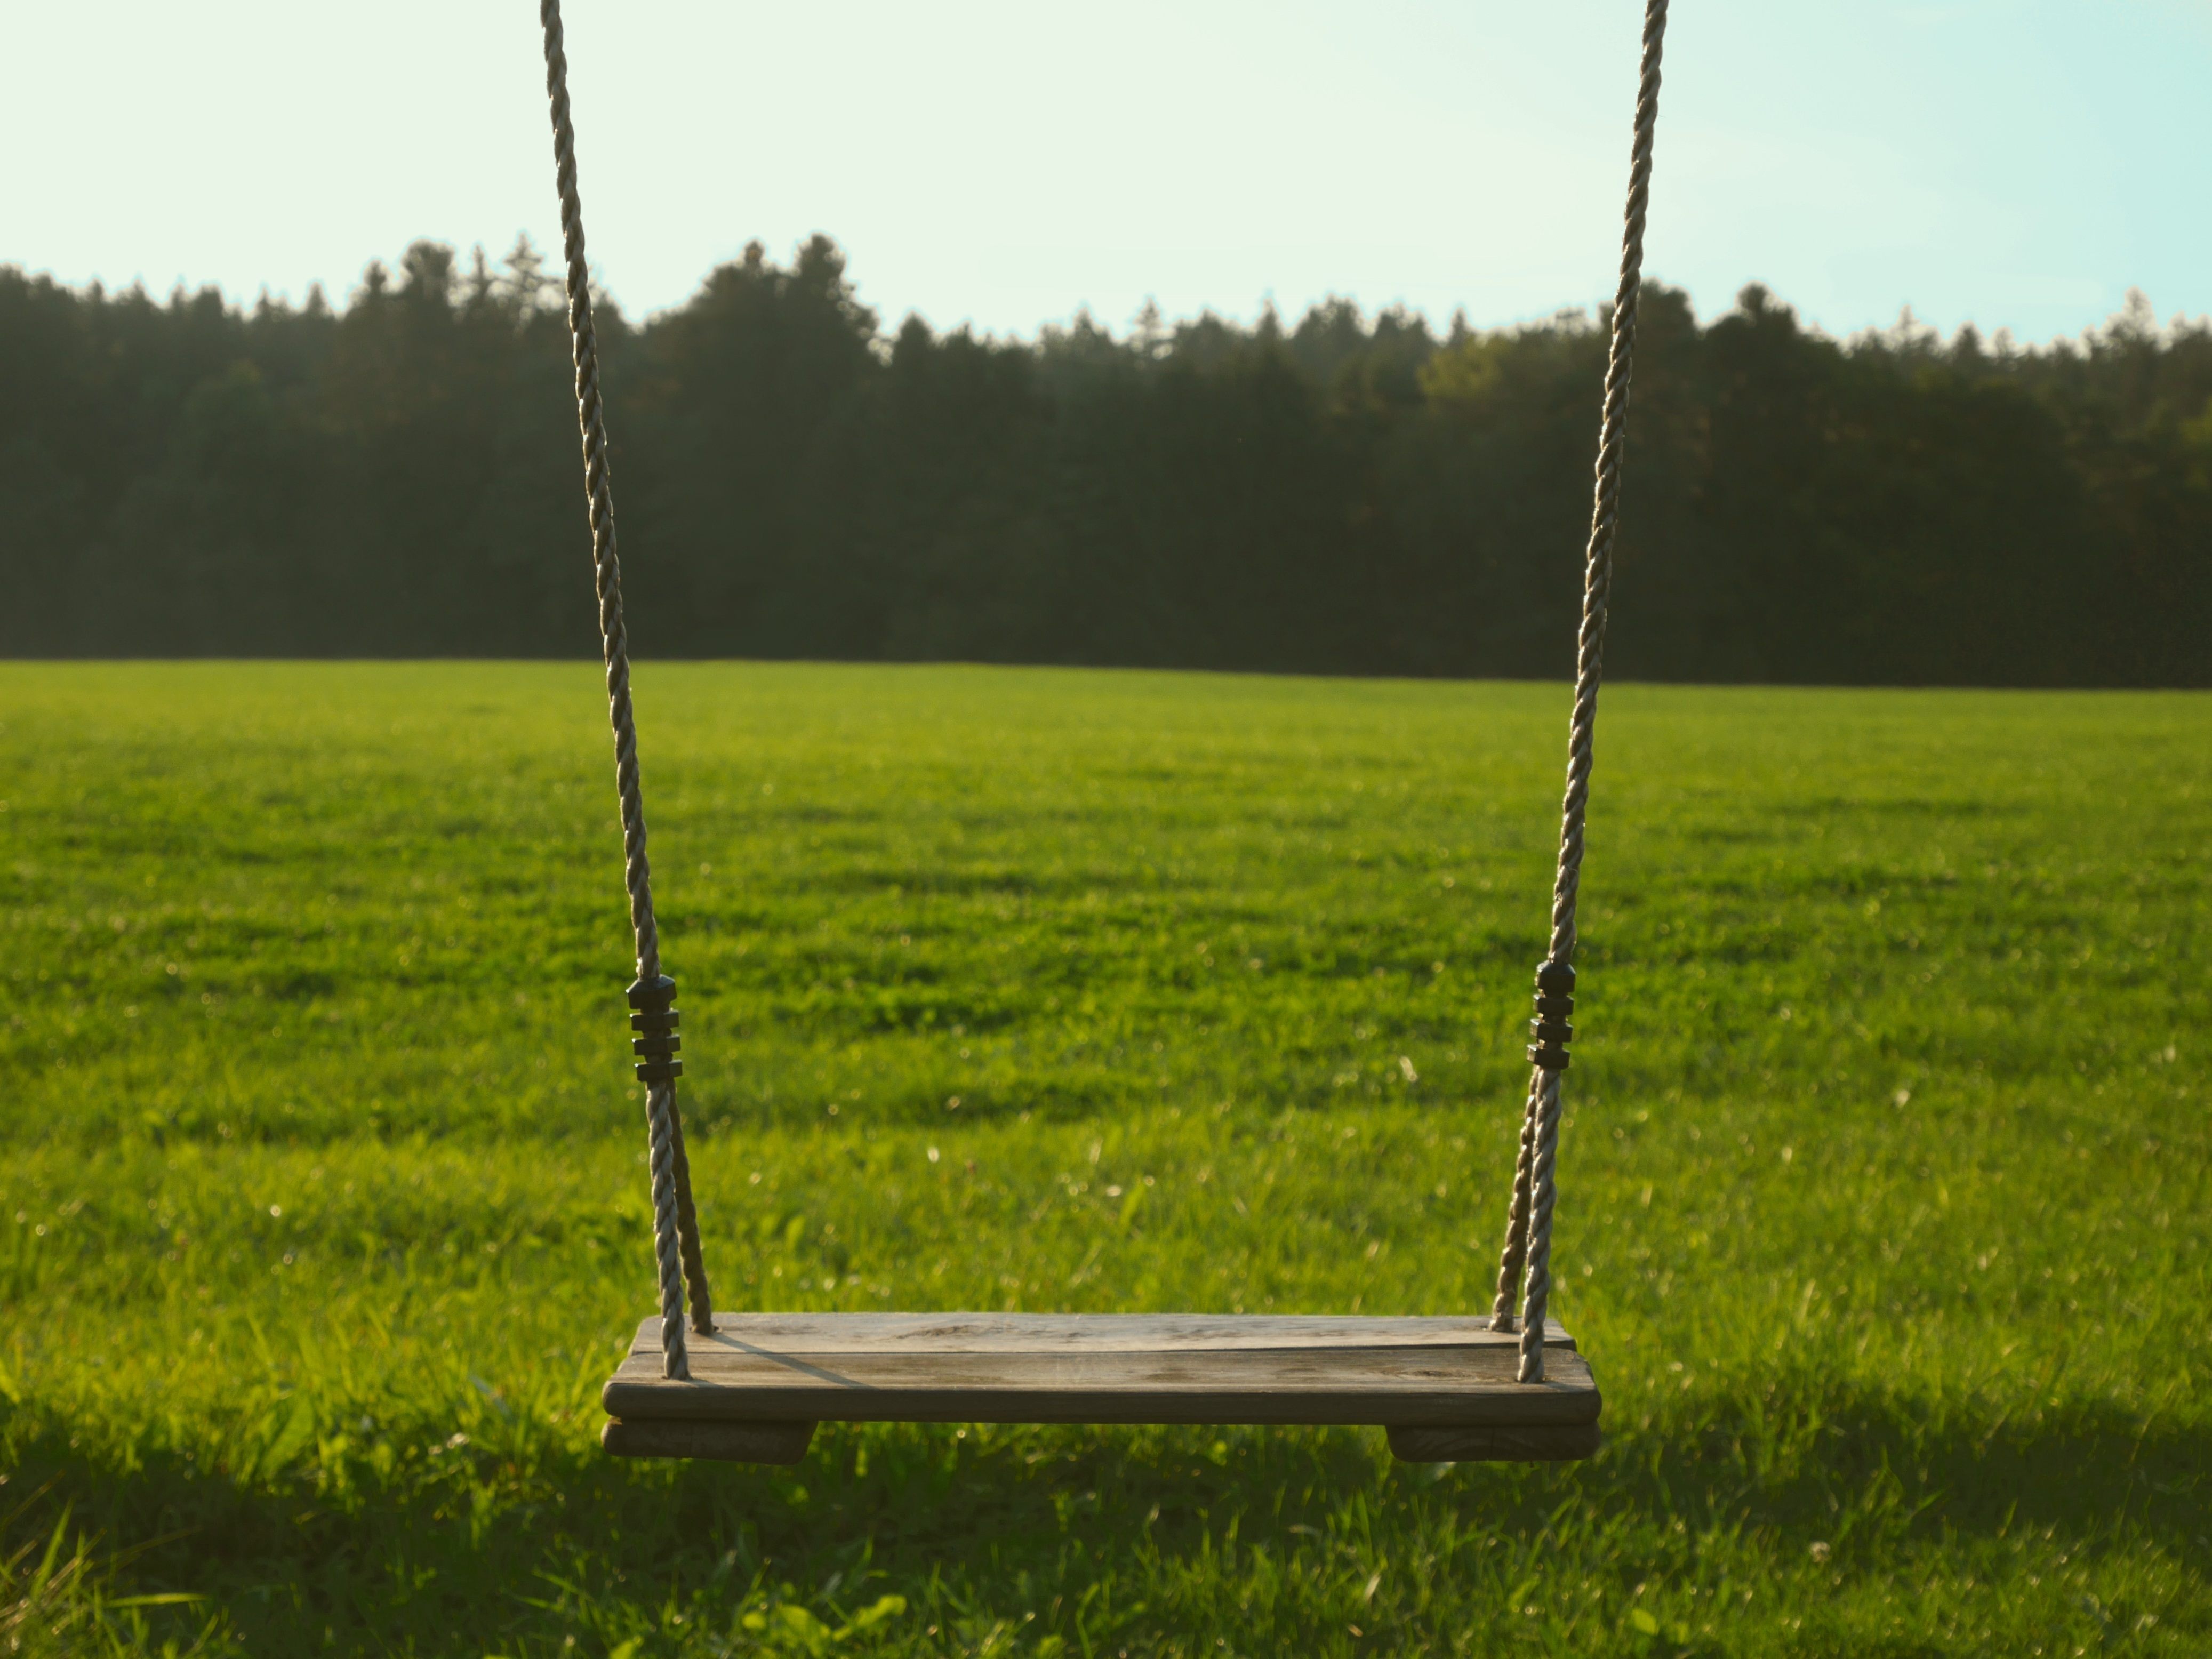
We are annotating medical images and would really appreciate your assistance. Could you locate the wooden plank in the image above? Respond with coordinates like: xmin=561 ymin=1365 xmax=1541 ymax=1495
xmin=602 ymin=1418 xmax=814 ymax=1464
xmin=628 ymin=1311 xmax=1575 ymax=1356
xmin=1388 ymin=1422 xmax=1601 ymax=1463
xmin=603 ymin=1339 xmax=1599 ymax=1428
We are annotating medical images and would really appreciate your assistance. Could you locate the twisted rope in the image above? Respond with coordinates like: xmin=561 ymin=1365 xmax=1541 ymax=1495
xmin=1488 ymin=0 xmax=1668 ymax=1384
xmin=1488 ymin=1075 xmax=1541 ymax=1325
xmin=540 ymin=0 xmax=712 ymax=1380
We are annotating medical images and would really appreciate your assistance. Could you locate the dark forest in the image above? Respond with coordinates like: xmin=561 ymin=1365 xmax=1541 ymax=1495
xmin=2 ymin=235 xmax=2206 ymax=684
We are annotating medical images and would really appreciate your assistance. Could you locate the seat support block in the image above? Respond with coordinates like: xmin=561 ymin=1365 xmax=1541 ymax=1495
xmin=602 ymin=1418 xmax=815 ymax=1464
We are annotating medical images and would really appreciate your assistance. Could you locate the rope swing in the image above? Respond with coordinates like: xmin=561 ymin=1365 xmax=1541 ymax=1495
xmin=540 ymin=0 xmax=713 ymax=1380
xmin=1492 ymin=0 xmax=1669 ymax=1385
xmin=538 ymin=0 xmax=1670 ymax=1461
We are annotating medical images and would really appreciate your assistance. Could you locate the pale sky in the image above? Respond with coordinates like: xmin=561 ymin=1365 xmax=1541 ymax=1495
xmin=6 ymin=1 xmax=2208 ymax=344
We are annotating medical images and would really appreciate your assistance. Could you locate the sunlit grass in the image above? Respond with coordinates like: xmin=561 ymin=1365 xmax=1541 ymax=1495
xmin=1 ymin=662 xmax=2207 ymax=1655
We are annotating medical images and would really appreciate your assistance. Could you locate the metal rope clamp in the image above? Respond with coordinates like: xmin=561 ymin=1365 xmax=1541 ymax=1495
xmin=1526 ymin=959 xmax=1575 ymax=1070
xmin=627 ymin=974 xmax=683 ymax=1083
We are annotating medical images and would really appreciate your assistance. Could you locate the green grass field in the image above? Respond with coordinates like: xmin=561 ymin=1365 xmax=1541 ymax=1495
xmin=2 ymin=662 xmax=2206 ymax=1658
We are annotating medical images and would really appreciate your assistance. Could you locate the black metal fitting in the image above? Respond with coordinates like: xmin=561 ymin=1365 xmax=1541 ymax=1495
xmin=1527 ymin=959 xmax=1576 ymax=1070
xmin=626 ymin=974 xmax=684 ymax=1083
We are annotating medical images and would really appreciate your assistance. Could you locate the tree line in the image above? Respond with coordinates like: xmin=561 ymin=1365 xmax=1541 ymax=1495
xmin=2 ymin=235 xmax=2206 ymax=684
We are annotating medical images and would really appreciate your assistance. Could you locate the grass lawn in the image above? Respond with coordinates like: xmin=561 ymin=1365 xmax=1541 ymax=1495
xmin=1 ymin=661 xmax=2206 ymax=1657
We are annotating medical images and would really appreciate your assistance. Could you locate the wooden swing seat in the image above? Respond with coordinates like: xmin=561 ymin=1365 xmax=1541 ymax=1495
xmin=600 ymin=1311 xmax=1600 ymax=1465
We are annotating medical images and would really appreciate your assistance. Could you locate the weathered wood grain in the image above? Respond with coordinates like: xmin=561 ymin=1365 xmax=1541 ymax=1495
xmin=602 ymin=1315 xmax=1599 ymax=1429
xmin=629 ymin=1311 xmax=1575 ymax=1356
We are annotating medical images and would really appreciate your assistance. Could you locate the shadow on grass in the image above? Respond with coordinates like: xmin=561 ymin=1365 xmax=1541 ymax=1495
xmin=5 ymin=1385 xmax=2205 ymax=1651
